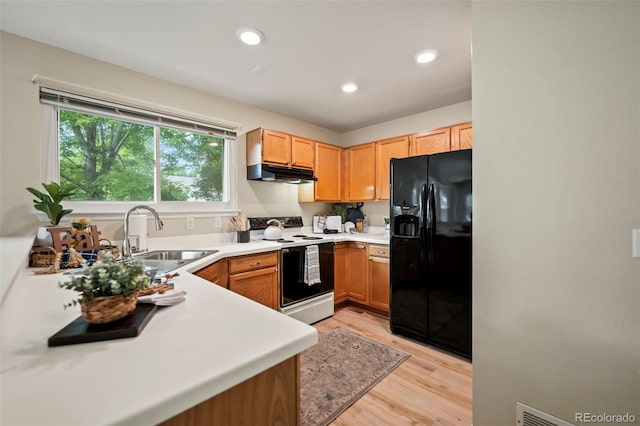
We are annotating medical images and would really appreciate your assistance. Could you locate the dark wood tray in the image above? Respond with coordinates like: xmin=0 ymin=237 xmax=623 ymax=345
xmin=48 ymin=304 xmax=158 ymax=347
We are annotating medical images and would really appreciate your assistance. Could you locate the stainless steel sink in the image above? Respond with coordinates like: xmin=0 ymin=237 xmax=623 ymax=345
xmin=135 ymin=250 xmax=217 ymax=261
xmin=63 ymin=250 xmax=218 ymax=276
xmin=135 ymin=250 xmax=218 ymax=274
xmin=137 ymin=259 xmax=187 ymax=274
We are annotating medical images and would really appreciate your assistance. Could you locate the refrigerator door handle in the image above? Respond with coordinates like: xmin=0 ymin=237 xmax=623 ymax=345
xmin=421 ymin=184 xmax=429 ymax=231
xmin=427 ymin=183 xmax=436 ymax=263
xmin=421 ymin=183 xmax=429 ymax=263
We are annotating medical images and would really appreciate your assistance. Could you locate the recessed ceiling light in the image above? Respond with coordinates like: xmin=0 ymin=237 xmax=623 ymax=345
xmin=236 ymin=28 xmax=264 ymax=46
xmin=340 ymin=82 xmax=358 ymax=93
xmin=414 ymin=49 xmax=439 ymax=64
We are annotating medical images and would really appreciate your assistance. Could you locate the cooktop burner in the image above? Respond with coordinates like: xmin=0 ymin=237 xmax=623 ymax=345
xmin=290 ymin=234 xmax=323 ymax=240
xmin=277 ymin=239 xmax=295 ymax=243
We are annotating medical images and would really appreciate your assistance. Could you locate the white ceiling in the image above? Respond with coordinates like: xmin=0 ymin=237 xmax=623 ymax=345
xmin=0 ymin=1 xmax=471 ymax=133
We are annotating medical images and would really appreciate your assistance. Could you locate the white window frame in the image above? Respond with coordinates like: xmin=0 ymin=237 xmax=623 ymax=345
xmin=39 ymin=91 xmax=240 ymax=221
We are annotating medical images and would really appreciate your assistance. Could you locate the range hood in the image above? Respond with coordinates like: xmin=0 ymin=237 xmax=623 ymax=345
xmin=247 ymin=164 xmax=317 ymax=183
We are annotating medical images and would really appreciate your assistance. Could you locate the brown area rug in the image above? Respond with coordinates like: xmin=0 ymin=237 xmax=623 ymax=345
xmin=300 ymin=327 xmax=410 ymax=426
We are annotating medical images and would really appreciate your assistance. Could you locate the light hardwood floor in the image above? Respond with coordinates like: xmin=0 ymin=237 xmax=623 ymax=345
xmin=314 ymin=305 xmax=472 ymax=426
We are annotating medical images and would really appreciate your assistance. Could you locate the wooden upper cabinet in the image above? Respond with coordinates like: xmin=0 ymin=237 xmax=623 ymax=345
xmin=411 ymin=127 xmax=451 ymax=156
xmin=246 ymin=128 xmax=315 ymax=170
xmin=291 ymin=136 xmax=315 ymax=169
xmin=347 ymin=143 xmax=376 ymax=201
xmin=261 ymin=129 xmax=291 ymax=166
xmin=451 ymin=122 xmax=473 ymax=150
xmin=375 ymin=136 xmax=409 ymax=200
xmin=313 ymin=142 xmax=342 ymax=202
xmin=340 ymin=148 xmax=350 ymax=202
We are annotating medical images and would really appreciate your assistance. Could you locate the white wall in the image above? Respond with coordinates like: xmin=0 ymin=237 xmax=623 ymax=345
xmin=0 ymin=32 xmax=337 ymax=238
xmin=472 ymin=2 xmax=639 ymax=425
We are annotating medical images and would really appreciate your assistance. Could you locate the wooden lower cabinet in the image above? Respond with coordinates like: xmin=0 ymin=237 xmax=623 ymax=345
xmin=333 ymin=243 xmax=348 ymax=304
xmin=195 ymin=251 xmax=279 ymax=310
xmin=367 ymin=244 xmax=390 ymax=312
xmin=229 ymin=266 xmax=278 ymax=310
xmin=334 ymin=243 xmax=390 ymax=314
xmin=160 ymin=355 xmax=299 ymax=426
xmin=194 ymin=259 xmax=228 ymax=288
xmin=344 ymin=242 xmax=367 ymax=302
xmin=334 ymin=242 xmax=367 ymax=304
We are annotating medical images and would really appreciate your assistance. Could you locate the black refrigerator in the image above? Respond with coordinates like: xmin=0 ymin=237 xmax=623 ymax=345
xmin=389 ymin=149 xmax=472 ymax=360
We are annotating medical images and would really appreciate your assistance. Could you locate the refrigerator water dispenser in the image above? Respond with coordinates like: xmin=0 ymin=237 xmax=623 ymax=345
xmin=394 ymin=214 xmax=419 ymax=237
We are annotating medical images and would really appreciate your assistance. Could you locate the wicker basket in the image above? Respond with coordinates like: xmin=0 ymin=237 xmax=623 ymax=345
xmin=99 ymin=239 xmax=121 ymax=259
xmin=80 ymin=294 xmax=137 ymax=324
xmin=29 ymin=246 xmax=58 ymax=267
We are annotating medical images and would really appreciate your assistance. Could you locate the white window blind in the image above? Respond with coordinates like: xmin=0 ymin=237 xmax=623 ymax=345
xmin=39 ymin=87 xmax=237 ymax=140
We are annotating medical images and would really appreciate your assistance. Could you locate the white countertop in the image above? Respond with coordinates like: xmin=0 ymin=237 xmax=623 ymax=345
xmin=0 ymin=237 xmax=36 ymax=305
xmin=0 ymin=231 xmax=388 ymax=426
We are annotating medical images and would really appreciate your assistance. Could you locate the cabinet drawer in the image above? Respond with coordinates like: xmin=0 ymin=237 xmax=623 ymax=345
xmin=368 ymin=244 xmax=389 ymax=258
xmin=228 ymin=251 xmax=278 ymax=274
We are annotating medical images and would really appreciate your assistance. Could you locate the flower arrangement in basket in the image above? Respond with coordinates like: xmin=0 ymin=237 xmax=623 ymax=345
xmin=58 ymin=251 xmax=152 ymax=324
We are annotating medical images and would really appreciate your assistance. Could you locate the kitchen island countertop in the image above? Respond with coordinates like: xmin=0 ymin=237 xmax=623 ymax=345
xmin=1 ymin=238 xmax=317 ymax=425
xmin=1 ymin=231 xmax=388 ymax=426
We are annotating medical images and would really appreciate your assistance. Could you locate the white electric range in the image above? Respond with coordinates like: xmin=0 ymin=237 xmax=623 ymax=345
xmin=248 ymin=216 xmax=334 ymax=324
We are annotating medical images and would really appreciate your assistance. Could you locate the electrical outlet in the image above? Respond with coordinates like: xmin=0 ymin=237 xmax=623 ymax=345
xmin=186 ymin=216 xmax=195 ymax=230
xmin=215 ymin=216 xmax=222 ymax=228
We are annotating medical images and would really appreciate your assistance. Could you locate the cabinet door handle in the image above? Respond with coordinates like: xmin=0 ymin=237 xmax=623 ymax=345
xmin=249 ymin=262 xmax=261 ymax=267
xmin=357 ymin=245 xmax=365 ymax=249
xmin=377 ymin=250 xmax=386 ymax=255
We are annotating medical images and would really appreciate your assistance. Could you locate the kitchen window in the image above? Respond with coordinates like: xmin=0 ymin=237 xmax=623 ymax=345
xmin=39 ymin=87 xmax=238 ymax=217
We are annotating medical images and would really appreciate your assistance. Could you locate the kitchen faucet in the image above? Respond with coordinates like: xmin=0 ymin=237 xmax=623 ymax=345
xmin=122 ymin=205 xmax=164 ymax=258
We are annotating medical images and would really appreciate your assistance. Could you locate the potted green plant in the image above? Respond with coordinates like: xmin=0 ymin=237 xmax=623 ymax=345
xmin=330 ymin=204 xmax=348 ymax=223
xmin=26 ymin=181 xmax=77 ymax=246
xmin=58 ymin=251 xmax=151 ymax=324
xmin=27 ymin=181 xmax=77 ymax=225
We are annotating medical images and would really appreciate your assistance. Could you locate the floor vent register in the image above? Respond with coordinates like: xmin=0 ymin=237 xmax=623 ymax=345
xmin=516 ymin=402 xmax=575 ymax=426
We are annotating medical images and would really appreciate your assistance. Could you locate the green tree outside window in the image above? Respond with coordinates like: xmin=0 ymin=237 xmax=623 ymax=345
xmin=58 ymin=110 xmax=225 ymax=202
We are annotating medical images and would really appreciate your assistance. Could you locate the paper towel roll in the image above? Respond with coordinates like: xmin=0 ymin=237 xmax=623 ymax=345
xmin=128 ymin=214 xmax=148 ymax=252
